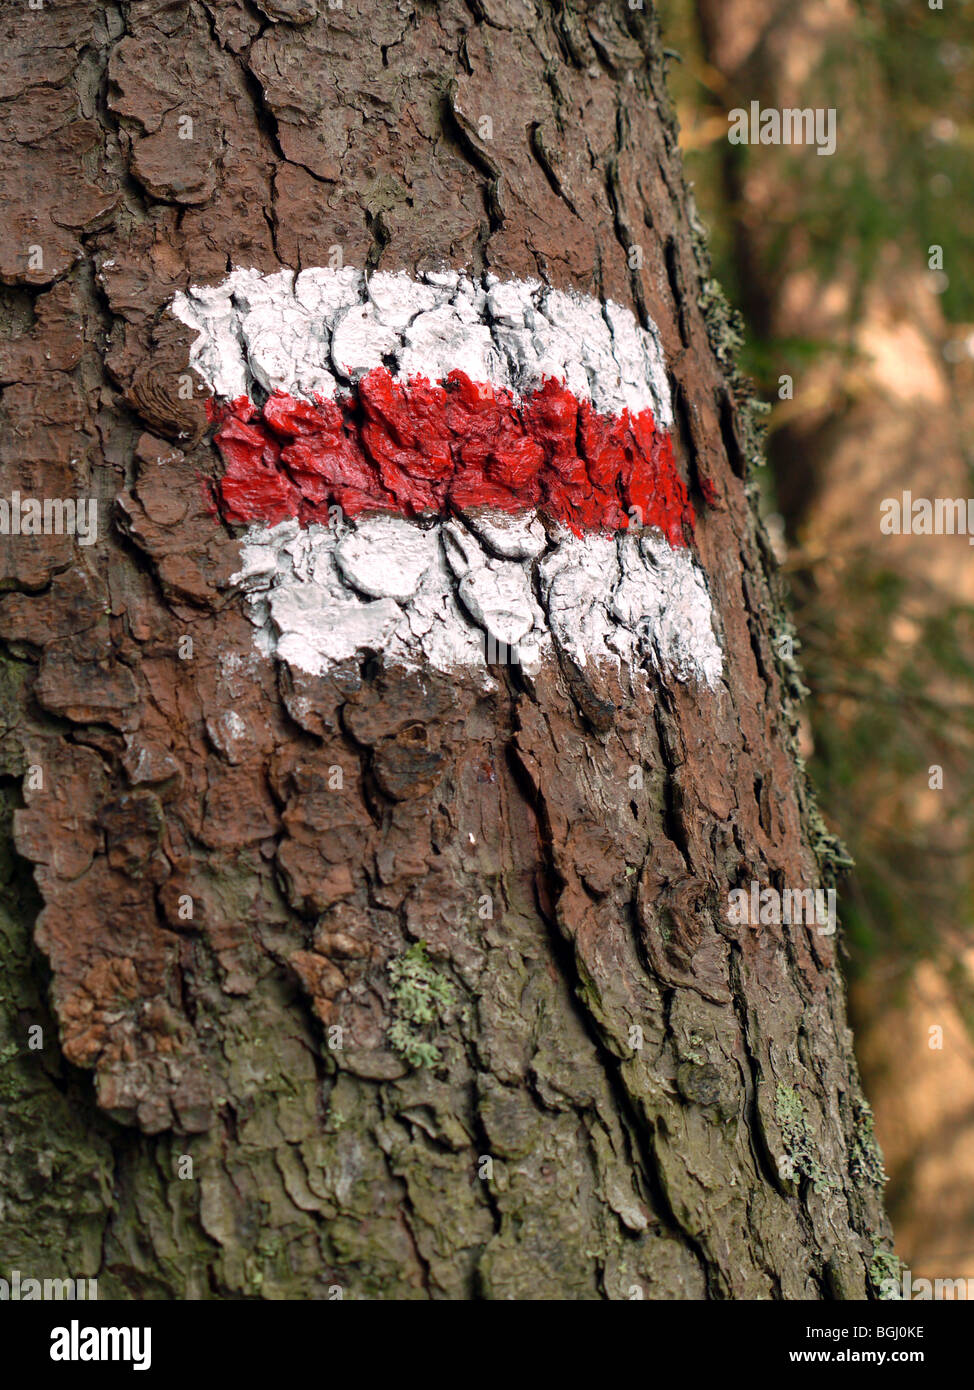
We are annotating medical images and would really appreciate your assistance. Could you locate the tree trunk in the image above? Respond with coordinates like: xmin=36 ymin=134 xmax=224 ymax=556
xmin=0 ymin=0 xmax=892 ymax=1299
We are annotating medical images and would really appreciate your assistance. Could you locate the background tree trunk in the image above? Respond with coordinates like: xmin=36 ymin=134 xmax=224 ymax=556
xmin=0 ymin=0 xmax=892 ymax=1299
xmin=690 ymin=0 xmax=974 ymax=1281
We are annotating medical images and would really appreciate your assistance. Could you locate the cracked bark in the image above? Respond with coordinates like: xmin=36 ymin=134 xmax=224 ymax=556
xmin=0 ymin=0 xmax=893 ymax=1299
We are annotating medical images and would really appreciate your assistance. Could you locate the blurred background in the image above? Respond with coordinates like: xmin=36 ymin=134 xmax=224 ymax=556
xmin=658 ymin=0 xmax=974 ymax=1279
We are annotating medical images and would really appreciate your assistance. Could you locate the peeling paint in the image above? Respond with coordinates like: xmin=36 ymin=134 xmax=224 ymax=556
xmin=230 ymin=512 xmax=723 ymax=687
xmin=174 ymin=267 xmax=673 ymax=426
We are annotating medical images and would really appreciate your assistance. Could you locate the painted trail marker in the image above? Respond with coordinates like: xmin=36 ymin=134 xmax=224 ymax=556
xmin=173 ymin=268 xmax=722 ymax=688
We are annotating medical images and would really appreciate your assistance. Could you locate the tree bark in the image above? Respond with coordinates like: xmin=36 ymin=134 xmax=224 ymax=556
xmin=0 ymin=0 xmax=892 ymax=1299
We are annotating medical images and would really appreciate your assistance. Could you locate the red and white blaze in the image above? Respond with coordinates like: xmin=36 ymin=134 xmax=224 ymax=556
xmin=173 ymin=268 xmax=722 ymax=688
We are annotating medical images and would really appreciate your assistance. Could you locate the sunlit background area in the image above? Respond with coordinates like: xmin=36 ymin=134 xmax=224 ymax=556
xmin=658 ymin=0 xmax=974 ymax=1279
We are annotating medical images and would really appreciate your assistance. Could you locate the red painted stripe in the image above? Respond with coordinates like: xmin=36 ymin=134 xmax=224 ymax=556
xmin=208 ymin=367 xmax=693 ymax=544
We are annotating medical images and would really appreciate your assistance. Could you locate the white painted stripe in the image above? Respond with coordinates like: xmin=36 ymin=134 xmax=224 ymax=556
xmin=172 ymin=267 xmax=674 ymax=427
xmin=230 ymin=512 xmax=723 ymax=689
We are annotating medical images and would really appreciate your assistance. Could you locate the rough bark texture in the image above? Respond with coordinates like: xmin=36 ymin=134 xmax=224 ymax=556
xmin=0 ymin=0 xmax=893 ymax=1298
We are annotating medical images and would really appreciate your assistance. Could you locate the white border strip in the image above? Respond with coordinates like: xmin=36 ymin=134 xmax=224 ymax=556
xmin=173 ymin=267 xmax=673 ymax=428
